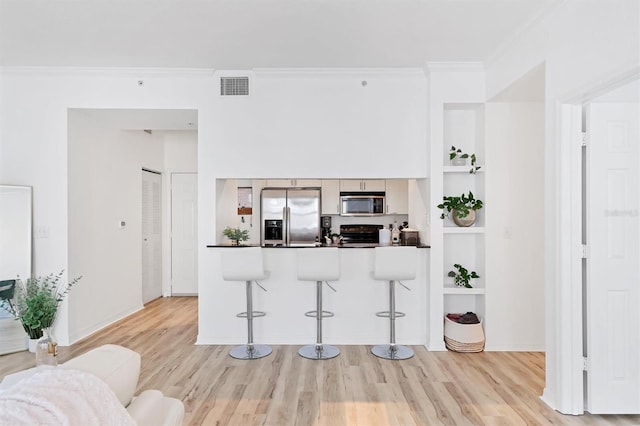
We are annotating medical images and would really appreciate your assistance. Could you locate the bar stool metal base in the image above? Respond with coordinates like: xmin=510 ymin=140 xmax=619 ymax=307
xmin=229 ymin=344 xmax=272 ymax=360
xmin=298 ymin=344 xmax=340 ymax=360
xmin=371 ymin=344 xmax=414 ymax=360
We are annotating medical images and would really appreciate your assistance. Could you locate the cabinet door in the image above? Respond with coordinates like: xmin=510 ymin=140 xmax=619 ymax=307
xmin=385 ymin=179 xmax=408 ymax=214
xmin=266 ymin=179 xmax=322 ymax=188
xmin=340 ymin=179 xmax=363 ymax=192
xmin=295 ymin=179 xmax=322 ymax=187
xmin=362 ymin=179 xmax=386 ymax=192
xmin=321 ymin=180 xmax=340 ymax=215
xmin=340 ymin=179 xmax=386 ymax=192
xmin=266 ymin=179 xmax=293 ymax=187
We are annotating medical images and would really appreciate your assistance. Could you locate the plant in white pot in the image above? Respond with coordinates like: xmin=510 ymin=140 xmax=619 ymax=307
xmin=448 ymin=264 xmax=480 ymax=288
xmin=437 ymin=191 xmax=483 ymax=227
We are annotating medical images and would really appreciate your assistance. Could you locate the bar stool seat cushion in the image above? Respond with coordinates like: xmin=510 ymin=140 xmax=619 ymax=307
xmin=373 ymin=247 xmax=417 ymax=281
xmin=297 ymin=248 xmax=340 ymax=282
xmin=221 ymin=247 xmax=267 ymax=281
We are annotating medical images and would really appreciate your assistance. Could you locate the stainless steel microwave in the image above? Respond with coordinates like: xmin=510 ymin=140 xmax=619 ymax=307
xmin=340 ymin=192 xmax=385 ymax=216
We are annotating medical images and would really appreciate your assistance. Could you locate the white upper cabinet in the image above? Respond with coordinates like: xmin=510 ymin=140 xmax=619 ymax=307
xmin=385 ymin=179 xmax=408 ymax=214
xmin=321 ymin=180 xmax=340 ymax=215
xmin=266 ymin=179 xmax=322 ymax=188
xmin=340 ymin=179 xmax=386 ymax=192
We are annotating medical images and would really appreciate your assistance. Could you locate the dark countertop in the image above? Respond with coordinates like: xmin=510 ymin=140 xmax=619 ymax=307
xmin=207 ymin=244 xmax=430 ymax=248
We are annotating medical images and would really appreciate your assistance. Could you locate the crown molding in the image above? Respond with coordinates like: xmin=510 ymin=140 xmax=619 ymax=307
xmin=251 ymin=67 xmax=427 ymax=77
xmin=0 ymin=66 xmax=214 ymax=78
xmin=424 ymin=62 xmax=484 ymax=73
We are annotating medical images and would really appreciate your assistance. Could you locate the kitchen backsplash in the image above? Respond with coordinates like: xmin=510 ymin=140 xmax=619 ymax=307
xmin=326 ymin=214 xmax=409 ymax=235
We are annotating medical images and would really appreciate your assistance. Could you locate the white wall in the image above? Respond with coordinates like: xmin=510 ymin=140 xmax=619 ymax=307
xmin=485 ymin=101 xmax=545 ymax=351
xmin=485 ymin=0 xmax=640 ymax=414
xmin=67 ymin=110 xmax=164 ymax=344
xmin=207 ymin=69 xmax=428 ymax=179
xmin=0 ymin=67 xmax=428 ymax=344
xmin=0 ymin=69 xmax=214 ymax=344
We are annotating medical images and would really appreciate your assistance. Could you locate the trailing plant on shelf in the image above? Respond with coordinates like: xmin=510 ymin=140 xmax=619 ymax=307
xmin=437 ymin=191 xmax=483 ymax=221
xmin=223 ymin=226 xmax=249 ymax=245
xmin=449 ymin=146 xmax=469 ymax=163
xmin=468 ymin=153 xmax=481 ymax=174
xmin=449 ymin=146 xmax=481 ymax=174
xmin=448 ymin=264 xmax=479 ymax=288
xmin=0 ymin=271 xmax=82 ymax=339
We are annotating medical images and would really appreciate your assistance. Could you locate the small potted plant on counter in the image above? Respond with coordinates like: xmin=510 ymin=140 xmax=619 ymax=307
xmin=448 ymin=264 xmax=480 ymax=288
xmin=223 ymin=226 xmax=249 ymax=245
xmin=437 ymin=191 xmax=483 ymax=227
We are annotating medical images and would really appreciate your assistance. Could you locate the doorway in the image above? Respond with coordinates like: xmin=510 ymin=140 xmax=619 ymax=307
xmin=142 ymin=169 xmax=162 ymax=304
xmin=170 ymin=173 xmax=198 ymax=295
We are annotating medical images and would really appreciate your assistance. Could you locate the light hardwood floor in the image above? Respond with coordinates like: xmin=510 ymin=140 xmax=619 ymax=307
xmin=1 ymin=297 xmax=639 ymax=425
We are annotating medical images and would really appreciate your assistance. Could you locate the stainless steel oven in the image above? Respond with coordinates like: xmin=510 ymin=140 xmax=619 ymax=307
xmin=340 ymin=192 xmax=385 ymax=216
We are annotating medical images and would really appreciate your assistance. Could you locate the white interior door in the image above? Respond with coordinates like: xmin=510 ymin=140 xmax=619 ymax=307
xmin=586 ymin=102 xmax=640 ymax=413
xmin=171 ymin=173 xmax=198 ymax=295
xmin=142 ymin=169 xmax=162 ymax=304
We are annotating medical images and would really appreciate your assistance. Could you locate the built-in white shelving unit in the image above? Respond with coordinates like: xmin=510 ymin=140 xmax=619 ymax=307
xmin=441 ymin=103 xmax=486 ymax=323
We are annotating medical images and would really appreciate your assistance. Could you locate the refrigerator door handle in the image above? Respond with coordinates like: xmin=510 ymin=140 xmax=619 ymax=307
xmin=285 ymin=206 xmax=291 ymax=245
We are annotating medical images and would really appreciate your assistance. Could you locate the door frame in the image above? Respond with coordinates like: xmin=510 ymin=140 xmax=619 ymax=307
xmin=553 ymin=66 xmax=640 ymax=414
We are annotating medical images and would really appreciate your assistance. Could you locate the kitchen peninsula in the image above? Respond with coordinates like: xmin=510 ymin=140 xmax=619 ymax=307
xmin=200 ymin=178 xmax=432 ymax=346
xmin=200 ymin=245 xmax=429 ymax=345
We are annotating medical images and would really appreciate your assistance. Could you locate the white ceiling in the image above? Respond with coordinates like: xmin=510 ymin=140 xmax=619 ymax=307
xmin=0 ymin=0 xmax=558 ymax=69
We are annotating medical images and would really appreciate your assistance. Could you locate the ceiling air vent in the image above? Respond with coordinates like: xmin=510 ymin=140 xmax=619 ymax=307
xmin=220 ymin=76 xmax=249 ymax=96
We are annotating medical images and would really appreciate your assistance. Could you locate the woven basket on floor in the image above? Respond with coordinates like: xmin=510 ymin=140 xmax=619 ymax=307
xmin=444 ymin=315 xmax=485 ymax=353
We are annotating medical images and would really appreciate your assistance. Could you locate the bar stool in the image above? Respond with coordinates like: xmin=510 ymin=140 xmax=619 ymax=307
xmin=297 ymin=248 xmax=340 ymax=360
xmin=372 ymin=246 xmax=417 ymax=360
xmin=221 ymin=247 xmax=272 ymax=360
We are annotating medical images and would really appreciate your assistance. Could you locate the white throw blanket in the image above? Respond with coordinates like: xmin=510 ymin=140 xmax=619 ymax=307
xmin=0 ymin=366 xmax=136 ymax=426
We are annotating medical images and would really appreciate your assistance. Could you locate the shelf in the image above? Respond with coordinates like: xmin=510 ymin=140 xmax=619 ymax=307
xmin=443 ymin=226 xmax=485 ymax=234
xmin=443 ymin=286 xmax=485 ymax=295
xmin=443 ymin=165 xmax=485 ymax=173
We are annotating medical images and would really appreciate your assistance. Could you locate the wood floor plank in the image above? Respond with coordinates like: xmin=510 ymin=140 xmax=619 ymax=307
xmin=2 ymin=296 xmax=640 ymax=426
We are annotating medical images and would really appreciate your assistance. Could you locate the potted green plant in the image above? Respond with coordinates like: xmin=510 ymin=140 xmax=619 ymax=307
xmin=448 ymin=264 xmax=480 ymax=288
xmin=449 ymin=146 xmax=469 ymax=166
xmin=0 ymin=271 xmax=81 ymax=341
xmin=223 ymin=226 xmax=250 ymax=245
xmin=449 ymin=146 xmax=481 ymax=174
xmin=437 ymin=191 xmax=483 ymax=226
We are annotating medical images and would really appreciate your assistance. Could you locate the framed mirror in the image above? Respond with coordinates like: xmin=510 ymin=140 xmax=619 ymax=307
xmin=0 ymin=185 xmax=32 ymax=283
xmin=0 ymin=185 xmax=32 ymax=353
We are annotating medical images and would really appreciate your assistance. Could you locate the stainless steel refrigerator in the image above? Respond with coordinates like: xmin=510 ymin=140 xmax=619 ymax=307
xmin=261 ymin=188 xmax=321 ymax=246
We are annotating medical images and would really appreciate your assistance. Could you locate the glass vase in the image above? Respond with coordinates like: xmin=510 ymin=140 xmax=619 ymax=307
xmin=35 ymin=328 xmax=58 ymax=366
